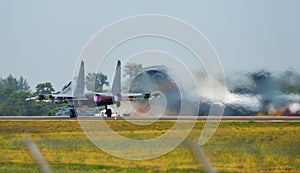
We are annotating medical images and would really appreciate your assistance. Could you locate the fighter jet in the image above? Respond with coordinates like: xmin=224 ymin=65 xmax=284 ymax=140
xmin=27 ymin=60 xmax=153 ymax=118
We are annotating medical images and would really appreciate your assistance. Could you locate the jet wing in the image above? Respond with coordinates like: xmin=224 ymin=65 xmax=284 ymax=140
xmin=92 ymin=92 xmax=157 ymax=101
xmin=51 ymin=93 xmax=73 ymax=98
xmin=51 ymin=93 xmax=88 ymax=100
xmin=122 ymin=93 xmax=143 ymax=97
xmin=25 ymin=94 xmax=52 ymax=102
xmin=93 ymin=92 xmax=113 ymax=96
xmin=122 ymin=92 xmax=160 ymax=100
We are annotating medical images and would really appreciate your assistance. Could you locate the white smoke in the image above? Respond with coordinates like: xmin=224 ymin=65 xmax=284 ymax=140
xmin=127 ymin=65 xmax=300 ymax=116
xmin=288 ymin=102 xmax=300 ymax=114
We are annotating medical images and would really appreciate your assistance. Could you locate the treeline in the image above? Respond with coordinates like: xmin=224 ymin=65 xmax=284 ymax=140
xmin=0 ymin=75 xmax=59 ymax=116
xmin=0 ymin=72 xmax=110 ymax=116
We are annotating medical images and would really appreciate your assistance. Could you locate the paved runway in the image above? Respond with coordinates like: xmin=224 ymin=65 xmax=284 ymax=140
xmin=0 ymin=115 xmax=300 ymax=121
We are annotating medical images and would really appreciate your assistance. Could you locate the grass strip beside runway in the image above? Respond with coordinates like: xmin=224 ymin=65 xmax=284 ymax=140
xmin=0 ymin=120 xmax=299 ymax=172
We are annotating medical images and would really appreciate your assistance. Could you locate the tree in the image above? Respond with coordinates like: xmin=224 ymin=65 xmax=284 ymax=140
xmin=0 ymin=90 xmax=59 ymax=116
xmin=35 ymin=82 xmax=55 ymax=95
xmin=123 ymin=63 xmax=143 ymax=80
xmin=0 ymin=77 xmax=60 ymax=116
xmin=0 ymin=74 xmax=30 ymax=91
xmin=0 ymin=90 xmax=31 ymax=116
xmin=0 ymin=88 xmax=14 ymax=103
xmin=85 ymin=73 xmax=109 ymax=92
xmin=17 ymin=76 xmax=30 ymax=91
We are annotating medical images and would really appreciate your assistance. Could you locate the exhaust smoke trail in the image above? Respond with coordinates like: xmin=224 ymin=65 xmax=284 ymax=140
xmin=129 ymin=66 xmax=300 ymax=116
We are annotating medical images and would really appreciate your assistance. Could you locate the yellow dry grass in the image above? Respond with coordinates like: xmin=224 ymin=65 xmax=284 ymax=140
xmin=0 ymin=120 xmax=299 ymax=172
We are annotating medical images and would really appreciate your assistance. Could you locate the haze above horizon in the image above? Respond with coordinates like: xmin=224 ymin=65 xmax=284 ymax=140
xmin=0 ymin=0 xmax=299 ymax=90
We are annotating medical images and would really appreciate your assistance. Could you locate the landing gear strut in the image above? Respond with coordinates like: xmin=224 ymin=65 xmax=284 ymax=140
xmin=105 ymin=105 xmax=112 ymax=117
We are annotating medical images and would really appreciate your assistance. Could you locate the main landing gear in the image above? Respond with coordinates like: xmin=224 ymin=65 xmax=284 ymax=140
xmin=105 ymin=105 xmax=112 ymax=117
xmin=69 ymin=108 xmax=77 ymax=118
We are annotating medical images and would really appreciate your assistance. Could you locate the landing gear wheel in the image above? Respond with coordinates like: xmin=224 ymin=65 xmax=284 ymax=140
xmin=106 ymin=109 xmax=112 ymax=117
xmin=70 ymin=109 xmax=77 ymax=118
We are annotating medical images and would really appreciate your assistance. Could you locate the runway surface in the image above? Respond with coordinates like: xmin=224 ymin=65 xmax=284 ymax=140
xmin=0 ymin=116 xmax=300 ymax=121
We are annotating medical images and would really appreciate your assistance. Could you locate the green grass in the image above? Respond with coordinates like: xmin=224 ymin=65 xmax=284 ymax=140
xmin=0 ymin=120 xmax=299 ymax=172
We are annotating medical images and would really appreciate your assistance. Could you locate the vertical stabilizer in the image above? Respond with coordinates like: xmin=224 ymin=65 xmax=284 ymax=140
xmin=112 ymin=60 xmax=121 ymax=94
xmin=73 ymin=60 xmax=86 ymax=99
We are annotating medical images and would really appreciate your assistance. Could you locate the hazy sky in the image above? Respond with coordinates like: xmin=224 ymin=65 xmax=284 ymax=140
xmin=0 ymin=0 xmax=299 ymax=90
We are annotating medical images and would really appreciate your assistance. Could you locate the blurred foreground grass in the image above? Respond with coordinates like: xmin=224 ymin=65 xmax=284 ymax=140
xmin=0 ymin=120 xmax=299 ymax=172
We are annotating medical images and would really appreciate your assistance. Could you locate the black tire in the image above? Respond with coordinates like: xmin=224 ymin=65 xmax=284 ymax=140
xmin=106 ymin=109 xmax=112 ymax=117
xmin=70 ymin=109 xmax=76 ymax=118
